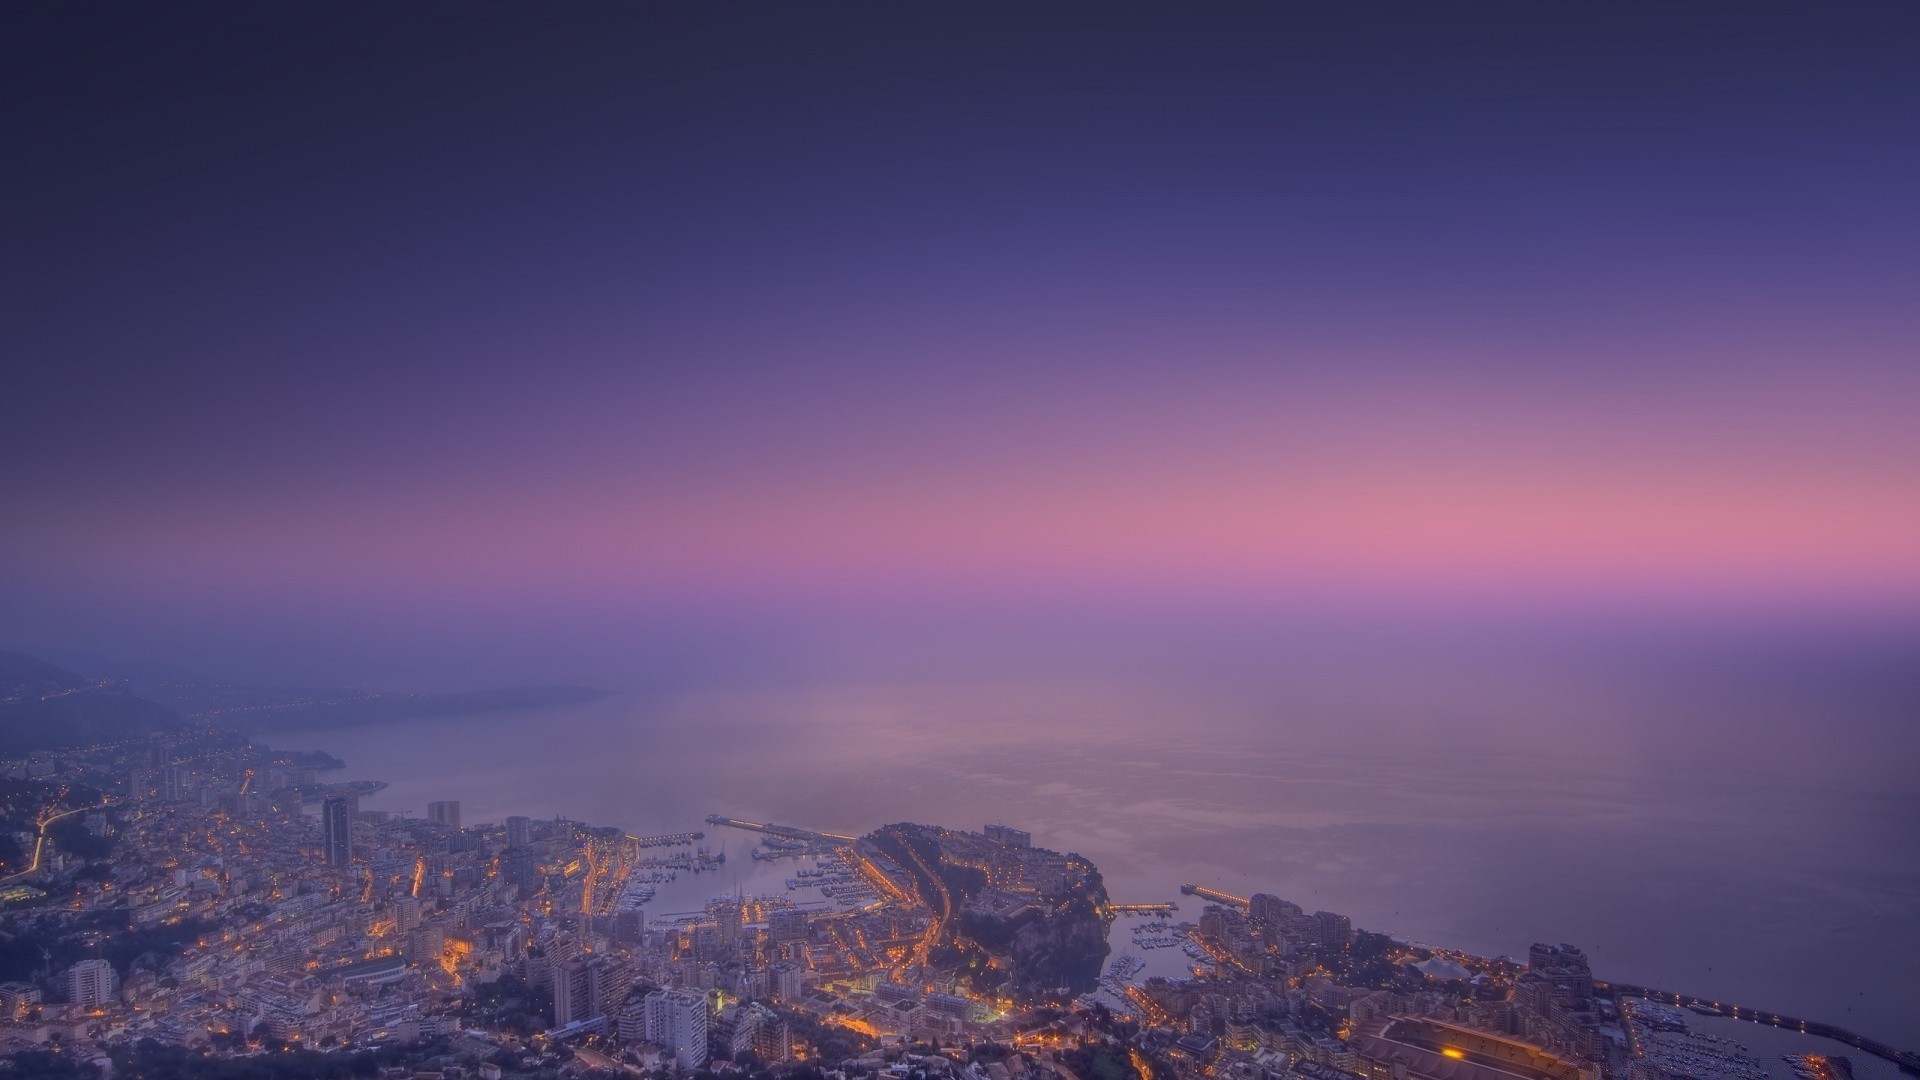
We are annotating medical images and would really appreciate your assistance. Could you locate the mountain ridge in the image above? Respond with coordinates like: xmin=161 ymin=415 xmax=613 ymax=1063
xmin=0 ymin=650 xmax=188 ymax=755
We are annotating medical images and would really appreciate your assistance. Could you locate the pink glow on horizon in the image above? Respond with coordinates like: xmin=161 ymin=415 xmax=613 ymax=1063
xmin=18 ymin=426 xmax=1918 ymax=613
xmin=9 ymin=321 xmax=1917 ymax=618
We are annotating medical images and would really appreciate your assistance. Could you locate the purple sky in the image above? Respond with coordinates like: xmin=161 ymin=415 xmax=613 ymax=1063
xmin=4 ymin=4 xmax=1919 ymax=682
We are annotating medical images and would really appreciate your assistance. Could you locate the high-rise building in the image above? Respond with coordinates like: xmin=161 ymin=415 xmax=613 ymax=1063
xmin=408 ymin=926 xmax=445 ymax=962
xmin=321 ymin=795 xmax=354 ymax=867
xmin=769 ymin=961 xmax=804 ymax=1003
xmin=67 ymin=959 xmax=117 ymax=1009
xmin=644 ymin=988 xmax=709 ymax=1069
xmin=1248 ymin=893 xmax=1303 ymax=925
xmin=504 ymin=847 xmax=539 ymax=891
xmin=554 ymin=957 xmax=596 ymax=1028
xmin=1248 ymin=893 xmax=1304 ymax=944
xmin=506 ymin=815 xmax=532 ymax=849
xmin=711 ymin=1002 xmax=758 ymax=1061
xmin=617 ymin=993 xmax=652 ymax=1043
xmin=750 ymin=1004 xmax=792 ymax=1063
xmin=1528 ymin=942 xmax=1591 ymax=977
xmin=546 ymin=944 xmax=632 ymax=1032
xmin=1313 ymin=909 xmax=1353 ymax=949
xmin=1526 ymin=942 xmax=1595 ymax=1006
xmin=597 ymin=956 xmax=633 ymax=1015
xmin=426 ymin=800 xmax=462 ymax=831
xmin=393 ymin=894 xmax=422 ymax=933
xmin=713 ymin=899 xmax=743 ymax=952
xmin=612 ymin=909 xmax=646 ymax=946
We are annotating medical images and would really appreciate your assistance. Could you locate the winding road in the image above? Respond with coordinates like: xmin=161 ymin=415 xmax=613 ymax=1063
xmin=0 ymin=797 xmax=112 ymax=886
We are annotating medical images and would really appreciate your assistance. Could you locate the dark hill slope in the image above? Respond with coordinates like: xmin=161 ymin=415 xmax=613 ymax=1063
xmin=0 ymin=651 xmax=186 ymax=755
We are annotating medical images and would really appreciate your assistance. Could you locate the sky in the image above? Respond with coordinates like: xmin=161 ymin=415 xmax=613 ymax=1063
xmin=4 ymin=3 xmax=1920 ymax=685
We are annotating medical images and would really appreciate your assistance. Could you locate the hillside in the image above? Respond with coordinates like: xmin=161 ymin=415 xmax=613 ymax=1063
xmin=0 ymin=651 xmax=188 ymax=755
xmin=863 ymin=822 xmax=1113 ymax=1003
xmin=143 ymin=682 xmax=605 ymax=731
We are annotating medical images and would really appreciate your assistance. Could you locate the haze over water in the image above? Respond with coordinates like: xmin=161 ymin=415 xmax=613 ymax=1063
xmin=306 ymin=624 xmax=1920 ymax=1048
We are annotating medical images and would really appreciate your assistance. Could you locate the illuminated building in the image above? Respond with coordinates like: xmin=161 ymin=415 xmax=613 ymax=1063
xmin=0 ymin=982 xmax=42 ymax=1020
xmin=67 ymin=959 xmax=117 ymax=1009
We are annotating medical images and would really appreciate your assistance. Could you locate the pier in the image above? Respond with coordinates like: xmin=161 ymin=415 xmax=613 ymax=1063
xmin=1110 ymin=902 xmax=1178 ymax=916
xmin=1600 ymin=982 xmax=1920 ymax=1076
xmin=1180 ymin=883 xmax=1250 ymax=908
xmin=706 ymin=814 xmax=858 ymax=844
xmin=623 ymin=830 xmax=703 ymax=847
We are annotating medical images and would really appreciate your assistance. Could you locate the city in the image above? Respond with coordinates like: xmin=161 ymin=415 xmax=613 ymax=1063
xmin=5 ymin=4 xmax=1919 ymax=1079
xmin=0 ymin=725 xmax=1910 ymax=1080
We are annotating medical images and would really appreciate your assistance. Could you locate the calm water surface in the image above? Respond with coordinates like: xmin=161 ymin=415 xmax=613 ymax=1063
xmin=299 ymin=681 xmax=1920 ymax=1048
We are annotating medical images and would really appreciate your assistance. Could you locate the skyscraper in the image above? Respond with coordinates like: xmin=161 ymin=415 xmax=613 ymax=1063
xmin=506 ymin=815 xmax=532 ymax=849
xmin=322 ymin=794 xmax=354 ymax=867
xmin=554 ymin=957 xmax=595 ymax=1029
xmin=427 ymin=800 xmax=462 ymax=831
xmin=713 ymin=898 xmax=742 ymax=952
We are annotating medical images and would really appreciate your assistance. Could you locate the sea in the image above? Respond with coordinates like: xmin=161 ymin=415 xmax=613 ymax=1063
xmin=294 ymin=670 xmax=1920 ymax=1063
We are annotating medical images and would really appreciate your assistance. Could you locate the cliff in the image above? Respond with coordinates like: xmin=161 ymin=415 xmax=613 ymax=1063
xmin=865 ymin=822 xmax=1112 ymax=1003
